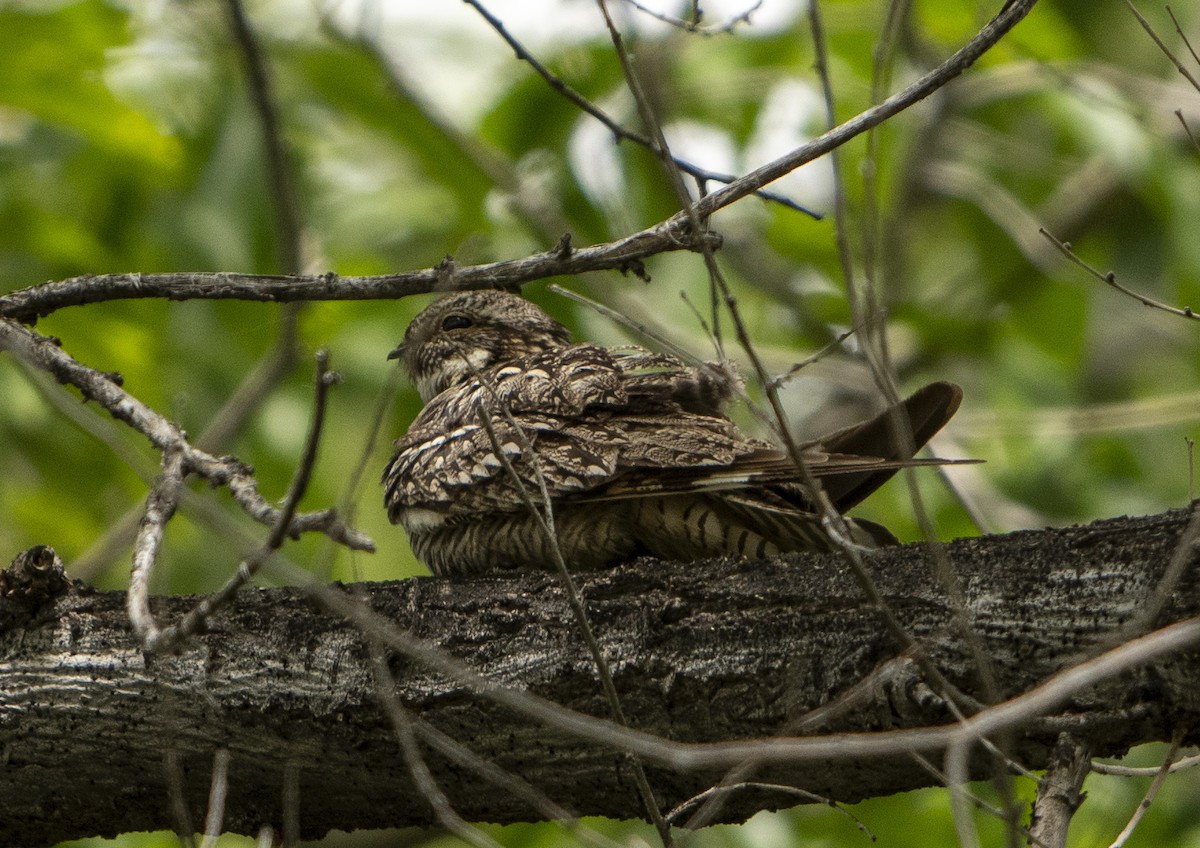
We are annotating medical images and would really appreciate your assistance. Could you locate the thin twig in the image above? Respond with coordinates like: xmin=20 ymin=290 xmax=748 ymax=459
xmin=282 ymin=760 xmax=300 ymax=848
xmin=767 ymin=328 xmax=856 ymax=390
xmin=552 ymin=283 xmax=806 ymax=441
xmin=593 ymin=0 xmax=731 ymax=346
xmin=816 ymin=0 xmax=1004 ymax=725
xmin=223 ymin=0 xmax=304 ymax=273
xmin=1040 ymin=228 xmax=1200 ymax=320
xmin=1091 ymin=751 xmax=1200 ymax=777
xmin=369 ymin=642 xmax=505 ymax=848
xmin=1166 ymin=6 xmax=1200 ymax=72
xmin=413 ymin=721 xmax=625 ymax=848
xmin=677 ymin=290 xmax=725 ymax=360
xmin=0 ymin=1 xmax=1039 ymax=324
xmin=1119 ymin=504 xmax=1200 ymax=647
xmin=1187 ymin=437 xmax=1195 ymax=504
xmin=475 ymin=401 xmax=675 ymax=847
xmin=595 ymin=0 xmax=702 ymax=216
xmin=200 ymin=749 xmax=232 ymax=848
xmin=143 ymin=351 xmax=341 ymax=652
xmin=197 ymin=306 xmax=303 ymax=453
xmin=621 ymin=0 xmax=762 ymax=35
xmin=808 ymin=0 xmax=863 ymax=319
xmin=559 ymin=7 xmax=706 ymax=840
xmin=1107 ymin=729 xmax=1185 ymax=848
xmin=164 ymin=750 xmax=198 ymax=848
xmin=909 ymin=753 xmax=1034 ymax=841
xmin=548 ymin=284 xmax=714 ymax=368
xmin=1125 ymin=0 xmax=1200 ymax=93
xmin=666 ymin=782 xmax=875 ymax=839
xmin=1176 ymin=109 xmax=1200 ymax=154
xmin=0 ymin=319 xmax=373 ymax=554
xmin=681 ymin=653 xmax=928 ymax=828
xmin=128 ymin=449 xmax=185 ymax=644
xmin=946 ymin=734 xmax=982 ymax=848
xmin=312 ymin=360 xmax=405 ymax=583
xmin=461 ymin=0 xmax=817 ymax=216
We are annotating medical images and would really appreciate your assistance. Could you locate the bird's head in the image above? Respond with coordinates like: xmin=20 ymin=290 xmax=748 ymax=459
xmin=389 ymin=290 xmax=573 ymax=401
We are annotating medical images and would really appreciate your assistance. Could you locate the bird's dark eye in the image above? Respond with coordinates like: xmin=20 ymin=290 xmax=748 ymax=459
xmin=441 ymin=314 xmax=473 ymax=331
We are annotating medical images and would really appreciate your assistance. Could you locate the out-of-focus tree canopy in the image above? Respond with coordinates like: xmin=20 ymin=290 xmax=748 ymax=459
xmin=1 ymin=0 xmax=1199 ymax=845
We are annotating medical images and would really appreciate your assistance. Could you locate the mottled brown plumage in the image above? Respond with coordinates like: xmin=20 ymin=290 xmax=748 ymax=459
xmin=383 ymin=290 xmax=963 ymax=577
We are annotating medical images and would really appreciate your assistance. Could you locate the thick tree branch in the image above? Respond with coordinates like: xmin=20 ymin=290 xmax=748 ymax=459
xmin=2 ymin=507 xmax=1199 ymax=844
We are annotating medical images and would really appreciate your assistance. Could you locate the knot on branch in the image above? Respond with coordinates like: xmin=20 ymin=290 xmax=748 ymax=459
xmin=0 ymin=545 xmax=72 ymax=630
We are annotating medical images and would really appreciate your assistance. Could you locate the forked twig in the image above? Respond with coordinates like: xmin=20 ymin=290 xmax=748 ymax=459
xmin=0 ymin=319 xmax=372 ymax=552
xmin=0 ymin=0 xmax=1039 ymax=325
xmin=461 ymin=0 xmax=817 ymax=216
xmin=1166 ymin=6 xmax=1200 ymax=71
xmin=622 ymin=0 xmax=763 ymax=35
xmin=767 ymin=328 xmax=857 ymax=390
xmin=133 ymin=350 xmax=345 ymax=651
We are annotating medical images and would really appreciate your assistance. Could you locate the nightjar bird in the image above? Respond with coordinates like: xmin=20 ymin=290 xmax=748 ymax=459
xmin=383 ymin=289 xmax=964 ymax=577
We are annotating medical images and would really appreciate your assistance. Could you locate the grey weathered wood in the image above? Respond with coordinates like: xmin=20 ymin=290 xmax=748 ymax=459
xmin=1 ymin=508 xmax=1198 ymax=845
xmin=1028 ymin=735 xmax=1091 ymax=848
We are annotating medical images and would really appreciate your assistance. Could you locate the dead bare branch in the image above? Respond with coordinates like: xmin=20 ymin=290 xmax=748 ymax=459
xmin=223 ymin=0 xmax=304 ymax=274
xmin=1107 ymin=730 xmax=1184 ymax=848
xmin=141 ymin=351 xmax=343 ymax=652
xmin=0 ymin=319 xmax=373 ymax=554
xmin=0 ymin=0 xmax=1037 ymax=325
xmin=1040 ymin=227 xmax=1200 ymax=321
xmin=461 ymin=0 xmax=812 ymax=215
xmin=1125 ymin=1 xmax=1200 ymax=93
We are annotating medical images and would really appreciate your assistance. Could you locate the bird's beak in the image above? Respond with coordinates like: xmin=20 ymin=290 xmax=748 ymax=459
xmin=387 ymin=345 xmax=404 ymax=361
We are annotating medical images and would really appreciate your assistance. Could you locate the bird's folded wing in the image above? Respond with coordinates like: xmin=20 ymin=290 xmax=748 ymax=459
xmin=572 ymin=451 xmax=972 ymax=503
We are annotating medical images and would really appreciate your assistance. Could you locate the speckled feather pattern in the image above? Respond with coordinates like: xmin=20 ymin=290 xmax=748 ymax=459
xmin=382 ymin=290 xmax=962 ymax=576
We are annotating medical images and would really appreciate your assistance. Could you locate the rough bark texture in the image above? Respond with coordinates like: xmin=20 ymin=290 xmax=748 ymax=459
xmin=2 ymin=508 xmax=1199 ymax=845
xmin=1027 ymin=735 xmax=1091 ymax=848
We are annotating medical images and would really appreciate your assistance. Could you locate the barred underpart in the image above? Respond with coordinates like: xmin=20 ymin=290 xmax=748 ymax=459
xmin=383 ymin=290 xmax=963 ymax=576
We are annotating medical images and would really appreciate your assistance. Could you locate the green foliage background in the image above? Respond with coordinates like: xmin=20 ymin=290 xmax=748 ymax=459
xmin=2 ymin=0 xmax=1199 ymax=845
